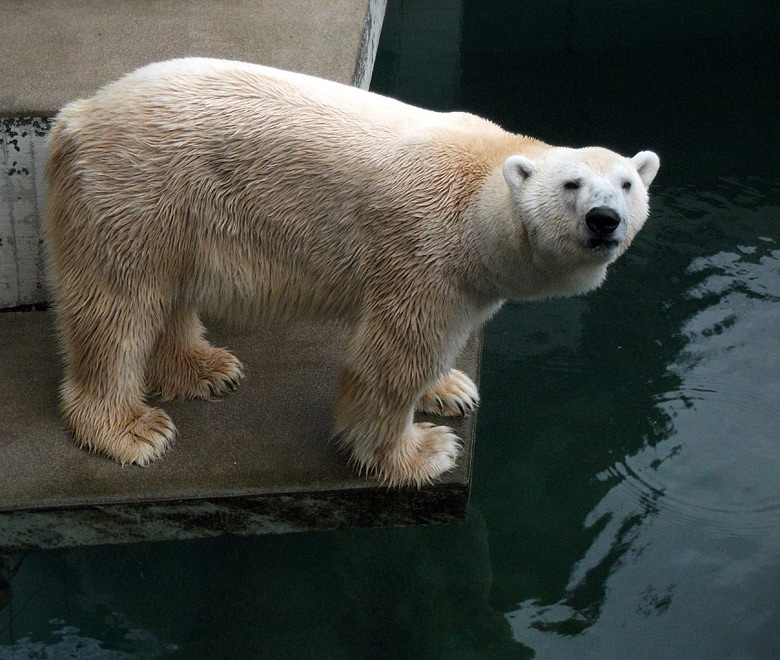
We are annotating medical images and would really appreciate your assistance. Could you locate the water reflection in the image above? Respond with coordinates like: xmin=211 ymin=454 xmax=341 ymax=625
xmin=0 ymin=623 xmax=173 ymax=659
xmin=1 ymin=513 xmax=531 ymax=660
xmin=482 ymin=180 xmax=780 ymax=657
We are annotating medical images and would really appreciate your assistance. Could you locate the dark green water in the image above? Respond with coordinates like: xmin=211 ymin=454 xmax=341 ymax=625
xmin=3 ymin=1 xmax=780 ymax=658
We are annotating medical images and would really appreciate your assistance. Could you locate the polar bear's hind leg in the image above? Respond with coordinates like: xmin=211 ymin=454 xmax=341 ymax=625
xmin=146 ymin=306 xmax=244 ymax=401
xmin=56 ymin=288 xmax=177 ymax=466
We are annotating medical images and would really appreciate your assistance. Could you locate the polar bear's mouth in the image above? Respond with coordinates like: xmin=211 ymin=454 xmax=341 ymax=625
xmin=587 ymin=236 xmax=620 ymax=252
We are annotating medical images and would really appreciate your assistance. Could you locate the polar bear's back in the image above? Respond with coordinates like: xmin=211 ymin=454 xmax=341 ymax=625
xmin=55 ymin=58 xmax=458 ymax=170
xmin=44 ymin=58 xmax=539 ymax=323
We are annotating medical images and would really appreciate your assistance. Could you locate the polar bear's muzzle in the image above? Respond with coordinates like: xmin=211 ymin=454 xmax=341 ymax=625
xmin=584 ymin=205 xmax=623 ymax=252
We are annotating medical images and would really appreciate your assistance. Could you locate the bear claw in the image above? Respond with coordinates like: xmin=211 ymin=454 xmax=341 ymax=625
xmin=416 ymin=369 xmax=480 ymax=418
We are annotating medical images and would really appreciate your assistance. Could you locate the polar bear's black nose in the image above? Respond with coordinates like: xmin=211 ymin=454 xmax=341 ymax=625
xmin=585 ymin=206 xmax=621 ymax=236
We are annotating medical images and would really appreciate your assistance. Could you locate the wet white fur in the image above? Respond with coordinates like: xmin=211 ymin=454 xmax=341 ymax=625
xmin=44 ymin=58 xmax=659 ymax=485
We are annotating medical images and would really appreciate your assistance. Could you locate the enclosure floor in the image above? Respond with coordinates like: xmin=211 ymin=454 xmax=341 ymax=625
xmin=0 ymin=312 xmax=478 ymax=547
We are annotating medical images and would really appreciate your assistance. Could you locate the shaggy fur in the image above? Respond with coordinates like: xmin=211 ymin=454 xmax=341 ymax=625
xmin=44 ymin=58 xmax=659 ymax=485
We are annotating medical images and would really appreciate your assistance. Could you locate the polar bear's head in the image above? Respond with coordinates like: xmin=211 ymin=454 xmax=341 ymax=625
xmin=498 ymin=146 xmax=659 ymax=298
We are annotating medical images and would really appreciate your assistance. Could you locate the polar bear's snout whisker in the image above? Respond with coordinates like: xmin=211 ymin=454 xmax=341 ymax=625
xmin=585 ymin=206 xmax=622 ymax=236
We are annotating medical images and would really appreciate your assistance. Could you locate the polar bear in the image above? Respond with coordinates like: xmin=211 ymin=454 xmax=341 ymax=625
xmin=44 ymin=58 xmax=659 ymax=486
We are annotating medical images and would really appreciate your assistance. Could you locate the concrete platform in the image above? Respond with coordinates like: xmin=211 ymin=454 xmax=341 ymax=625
xmin=0 ymin=312 xmax=479 ymax=551
xmin=0 ymin=0 xmax=482 ymax=554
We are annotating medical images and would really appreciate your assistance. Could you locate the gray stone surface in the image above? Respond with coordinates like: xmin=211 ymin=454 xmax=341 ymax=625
xmin=0 ymin=485 xmax=471 ymax=553
xmin=0 ymin=118 xmax=51 ymax=308
xmin=0 ymin=0 xmax=386 ymax=116
xmin=0 ymin=312 xmax=480 ymax=549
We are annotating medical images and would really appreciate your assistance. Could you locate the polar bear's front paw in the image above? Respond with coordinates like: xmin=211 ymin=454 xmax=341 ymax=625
xmin=375 ymin=423 xmax=462 ymax=487
xmin=416 ymin=369 xmax=479 ymax=417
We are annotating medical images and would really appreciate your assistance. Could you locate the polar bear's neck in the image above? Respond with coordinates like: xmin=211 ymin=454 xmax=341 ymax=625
xmin=465 ymin=170 xmax=541 ymax=300
xmin=465 ymin=168 xmax=610 ymax=303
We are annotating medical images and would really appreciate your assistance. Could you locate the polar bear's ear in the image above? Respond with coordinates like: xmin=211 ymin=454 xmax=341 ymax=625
xmin=503 ymin=155 xmax=535 ymax=194
xmin=631 ymin=151 xmax=660 ymax=188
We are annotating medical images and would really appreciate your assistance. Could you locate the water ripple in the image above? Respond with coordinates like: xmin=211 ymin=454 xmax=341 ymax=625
xmin=597 ymin=451 xmax=780 ymax=537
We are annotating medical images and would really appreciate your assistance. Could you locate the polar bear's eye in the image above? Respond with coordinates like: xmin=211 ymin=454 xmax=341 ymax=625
xmin=622 ymin=181 xmax=632 ymax=191
xmin=564 ymin=180 xmax=581 ymax=191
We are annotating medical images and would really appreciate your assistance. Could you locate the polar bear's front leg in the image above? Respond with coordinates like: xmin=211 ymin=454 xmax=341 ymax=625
xmin=334 ymin=310 xmax=463 ymax=486
xmin=416 ymin=369 xmax=479 ymax=417
xmin=334 ymin=390 xmax=462 ymax=486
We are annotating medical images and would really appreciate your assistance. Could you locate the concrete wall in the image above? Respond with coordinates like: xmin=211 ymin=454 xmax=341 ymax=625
xmin=1 ymin=118 xmax=51 ymax=307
